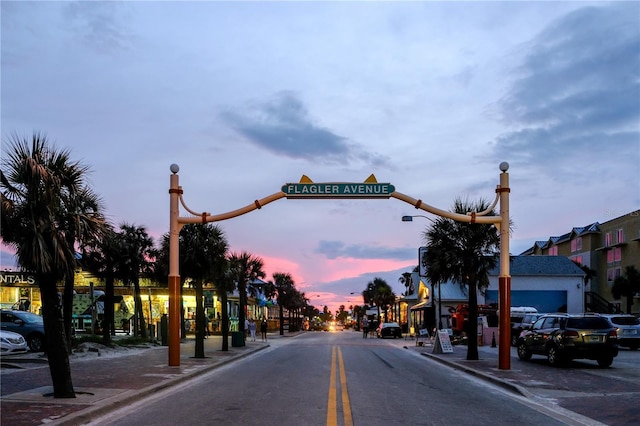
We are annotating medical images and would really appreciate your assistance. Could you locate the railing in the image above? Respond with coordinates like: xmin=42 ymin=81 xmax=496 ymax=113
xmin=585 ymin=291 xmax=622 ymax=314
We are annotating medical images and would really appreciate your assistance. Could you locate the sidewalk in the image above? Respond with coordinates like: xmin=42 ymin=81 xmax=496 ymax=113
xmin=1 ymin=333 xmax=281 ymax=426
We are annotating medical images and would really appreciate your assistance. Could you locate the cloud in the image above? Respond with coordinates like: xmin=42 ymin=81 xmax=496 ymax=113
xmin=315 ymin=240 xmax=414 ymax=261
xmin=63 ymin=1 xmax=134 ymax=54
xmin=221 ymin=91 xmax=392 ymax=168
xmin=488 ymin=3 xmax=640 ymax=179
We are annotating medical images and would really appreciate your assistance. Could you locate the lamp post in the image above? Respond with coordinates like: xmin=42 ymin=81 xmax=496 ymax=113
xmin=401 ymin=217 xmax=443 ymax=330
xmin=398 ymin=163 xmax=511 ymax=369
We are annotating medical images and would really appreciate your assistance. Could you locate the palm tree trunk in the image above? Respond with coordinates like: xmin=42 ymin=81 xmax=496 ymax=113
xmin=39 ymin=279 xmax=76 ymax=398
xmin=279 ymin=304 xmax=284 ymax=335
xmin=238 ymin=282 xmax=246 ymax=340
xmin=63 ymin=275 xmax=74 ymax=352
xmin=466 ymin=278 xmax=479 ymax=361
xmin=133 ymin=280 xmax=146 ymax=338
xmin=194 ymin=280 xmax=205 ymax=358
xmin=102 ymin=275 xmax=114 ymax=346
xmin=221 ymin=292 xmax=229 ymax=351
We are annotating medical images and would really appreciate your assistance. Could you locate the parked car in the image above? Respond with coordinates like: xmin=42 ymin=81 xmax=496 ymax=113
xmin=0 ymin=310 xmax=46 ymax=352
xmin=376 ymin=322 xmax=402 ymax=339
xmin=600 ymin=314 xmax=640 ymax=350
xmin=0 ymin=330 xmax=28 ymax=354
xmin=516 ymin=313 xmax=618 ymax=368
xmin=511 ymin=313 xmax=544 ymax=346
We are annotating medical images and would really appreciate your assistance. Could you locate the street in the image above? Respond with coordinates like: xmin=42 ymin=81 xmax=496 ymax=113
xmin=86 ymin=331 xmax=578 ymax=426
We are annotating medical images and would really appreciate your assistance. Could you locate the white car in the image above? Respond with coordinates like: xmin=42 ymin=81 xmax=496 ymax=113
xmin=0 ymin=329 xmax=28 ymax=354
xmin=601 ymin=314 xmax=640 ymax=350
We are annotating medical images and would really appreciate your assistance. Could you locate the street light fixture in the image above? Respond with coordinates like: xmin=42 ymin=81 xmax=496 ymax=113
xmin=401 ymin=215 xmax=430 ymax=222
xmin=401 ymin=217 xmax=444 ymax=330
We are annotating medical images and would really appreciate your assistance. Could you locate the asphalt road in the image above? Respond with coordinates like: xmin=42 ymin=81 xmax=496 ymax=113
xmin=86 ymin=331 xmax=577 ymax=426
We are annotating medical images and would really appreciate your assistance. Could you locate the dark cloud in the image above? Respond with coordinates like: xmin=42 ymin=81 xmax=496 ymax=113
xmin=221 ymin=91 xmax=392 ymax=167
xmin=489 ymin=3 xmax=639 ymax=179
xmin=315 ymin=240 xmax=415 ymax=261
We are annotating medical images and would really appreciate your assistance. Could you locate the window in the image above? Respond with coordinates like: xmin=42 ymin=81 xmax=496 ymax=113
xmin=616 ymin=228 xmax=624 ymax=244
xmin=605 ymin=232 xmax=612 ymax=246
xmin=607 ymin=250 xmax=614 ymax=264
xmin=571 ymin=255 xmax=583 ymax=265
xmin=571 ymin=237 xmax=582 ymax=252
xmin=614 ymin=247 xmax=622 ymax=262
xmin=548 ymin=246 xmax=558 ymax=256
xmin=607 ymin=268 xmax=614 ymax=282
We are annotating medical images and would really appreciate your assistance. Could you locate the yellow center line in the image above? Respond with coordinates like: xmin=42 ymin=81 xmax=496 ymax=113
xmin=326 ymin=346 xmax=353 ymax=426
xmin=338 ymin=346 xmax=353 ymax=426
xmin=327 ymin=347 xmax=338 ymax=426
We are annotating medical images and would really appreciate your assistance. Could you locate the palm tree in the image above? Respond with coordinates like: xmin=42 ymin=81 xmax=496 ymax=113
xmin=216 ymin=262 xmax=236 ymax=351
xmin=422 ymin=198 xmax=500 ymax=361
xmin=178 ymin=224 xmax=228 ymax=357
xmin=118 ymin=223 xmax=155 ymax=339
xmin=228 ymin=252 xmax=265 ymax=340
xmin=60 ymin=187 xmax=105 ymax=350
xmin=369 ymin=277 xmax=395 ymax=323
xmin=398 ymin=271 xmax=415 ymax=296
xmin=1 ymin=133 xmax=106 ymax=398
xmin=273 ymin=272 xmax=295 ymax=335
xmin=612 ymin=266 xmax=640 ymax=314
xmin=81 ymin=224 xmax=124 ymax=346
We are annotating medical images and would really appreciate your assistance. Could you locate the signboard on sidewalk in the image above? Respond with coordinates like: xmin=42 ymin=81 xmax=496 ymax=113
xmin=433 ymin=330 xmax=453 ymax=354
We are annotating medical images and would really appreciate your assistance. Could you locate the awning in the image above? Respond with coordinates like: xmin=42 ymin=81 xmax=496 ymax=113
xmin=410 ymin=301 xmax=431 ymax=310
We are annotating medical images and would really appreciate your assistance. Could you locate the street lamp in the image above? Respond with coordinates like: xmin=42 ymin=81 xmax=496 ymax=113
xmin=401 ymin=215 xmax=429 ymax=222
xmin=401 ymin=216 xmax=443 ymax=330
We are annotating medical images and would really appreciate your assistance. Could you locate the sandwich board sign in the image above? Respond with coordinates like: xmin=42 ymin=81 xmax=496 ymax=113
xmin=433 ymin=330 xmax=454 ymax=354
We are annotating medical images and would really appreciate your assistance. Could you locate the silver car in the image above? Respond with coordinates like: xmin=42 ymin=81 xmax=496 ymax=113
xmin=0 ymin=330 xmax=28 ymax=354
xmin=600 ymin=314 xmax=640 ymax=350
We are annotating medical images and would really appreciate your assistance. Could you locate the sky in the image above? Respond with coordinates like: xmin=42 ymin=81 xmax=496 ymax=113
xmin=1 ymin=1 xmax=639 ymax=314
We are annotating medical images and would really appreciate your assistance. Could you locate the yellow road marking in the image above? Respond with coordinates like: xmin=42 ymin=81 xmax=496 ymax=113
xmin=327 ymin=347 xmax=337 ymax=426
xmin=327 ymin=346 xmax=353 ymax=426
xmin=338 ymin=347 xmax=353 ymax=426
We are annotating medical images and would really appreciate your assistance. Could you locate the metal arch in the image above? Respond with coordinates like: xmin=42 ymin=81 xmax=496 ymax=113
xmin=169 ymin=169 xmax=512 ymax=370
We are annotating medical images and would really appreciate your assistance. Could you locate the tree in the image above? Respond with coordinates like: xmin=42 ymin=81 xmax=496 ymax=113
xmin=367 ymin=277 xmax=395 ymax=323
xmin=228 ymin=252 xmax=265 ymax=340
xmin=178 ymin=224 xmax=228 ymax=357
xmin=118 ymin=223 xmax=155 ymax=339
xmin=422 ymin=198 xmax=500 ymax=361
xmin=216 ymin=265 xmax=236 ymax=351
xmin=273 ymin=272 xmax=295 ymax=335
xmin=1 ymin=133 xmax=106 ymax=398
xmin=612 ymin=266 xmax=640 ymax=314
xmin=81 ymin=225 xmax=124 ymax=346
xmin=398 ymin=271 xmax=415 ymax=296
xmin=60 ymin=187 xmax=105 ymax=350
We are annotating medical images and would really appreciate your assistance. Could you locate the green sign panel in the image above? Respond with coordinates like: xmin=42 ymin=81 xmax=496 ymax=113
xmin=282 ymin=182 xmax=395 ymax=199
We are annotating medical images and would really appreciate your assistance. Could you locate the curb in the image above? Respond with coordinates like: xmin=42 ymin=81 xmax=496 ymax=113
xmin=401 ymin=345 xmax=531 ymax=398
xmin=51 ymin=344 xmax=270 ymax=426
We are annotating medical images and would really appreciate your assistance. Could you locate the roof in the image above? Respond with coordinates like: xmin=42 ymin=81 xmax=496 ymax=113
xmin=438 ymin=282 xmax=468 ymax=300
xmin=489 ymin=256 xmax=584 ymax=276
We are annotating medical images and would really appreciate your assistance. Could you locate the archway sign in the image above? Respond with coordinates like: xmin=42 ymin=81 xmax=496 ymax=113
xmin=168 ymin=163 xmax=512 ymax=369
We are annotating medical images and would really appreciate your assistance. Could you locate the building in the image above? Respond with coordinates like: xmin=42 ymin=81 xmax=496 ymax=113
xmin=482 ymin=256 xmax=586 ymax=314
xmin=520 ymin=209 xmax=640 ymax=314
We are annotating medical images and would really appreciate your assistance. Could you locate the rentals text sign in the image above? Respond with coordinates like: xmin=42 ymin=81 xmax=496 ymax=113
xmin=282 ymin=182 xmax=395 ymax=199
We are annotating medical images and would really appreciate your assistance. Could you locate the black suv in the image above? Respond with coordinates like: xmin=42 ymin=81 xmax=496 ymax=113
xmin=516 ymin=313 xmax=618 ymax=368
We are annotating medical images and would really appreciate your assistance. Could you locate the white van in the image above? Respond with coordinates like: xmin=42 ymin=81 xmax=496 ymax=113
xmin=510 ymin=306 xmax=538 ymax=316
